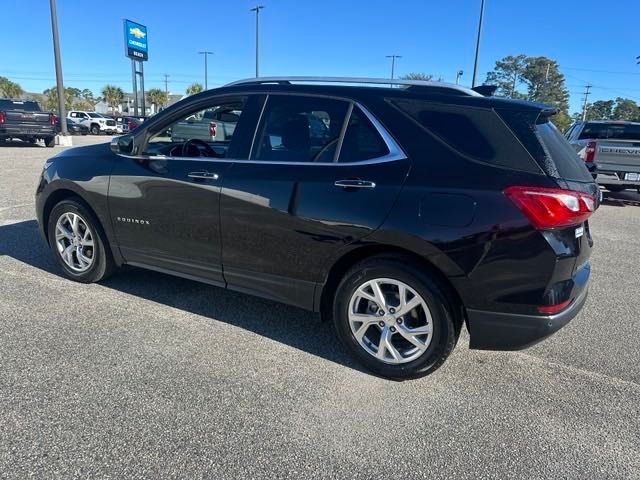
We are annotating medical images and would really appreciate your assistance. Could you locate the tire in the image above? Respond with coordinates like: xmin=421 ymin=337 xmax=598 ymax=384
xmin=90 ymin=124 xmax=100 ymax=135
xmin=44 ymin=136 xmax=55 ymax=148
xmin=606 ymin=186 xmax=626 ymax=193
xmin=47 ymin=199 xmax=115 ymax=283
xmin=333 ymin=256 xmax=458 ymax=379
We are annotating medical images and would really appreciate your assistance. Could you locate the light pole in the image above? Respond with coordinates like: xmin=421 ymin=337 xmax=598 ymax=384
xmin=386 ymin=55 xmax=402 ymax=86
xmin=471 ymin=0 xmax=485 ymax=87
xmin=49 ymin=0 xmax=67 ymax=136
xmin=456 ymin=69 xmax=464 ymax=85
xmin=250 ymin=6 xmax=265 ymax=77
xmin=198 ymin=51 xmax=213 ymax=90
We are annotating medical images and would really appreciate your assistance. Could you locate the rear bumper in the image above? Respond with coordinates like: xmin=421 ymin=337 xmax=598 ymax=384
xmin=0 ymin=125 xmax=55 ymax=138
xmin=597 ymin=171 xmax=640 ymax=186
xmin=467 ymin=287 xmax=588 ymax=351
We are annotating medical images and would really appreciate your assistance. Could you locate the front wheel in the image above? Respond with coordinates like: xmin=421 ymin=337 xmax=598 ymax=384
xmin=333 ymin=256 xmax=458 ymax=379
xmin=47 ymin=199 xmax=115 ymax=283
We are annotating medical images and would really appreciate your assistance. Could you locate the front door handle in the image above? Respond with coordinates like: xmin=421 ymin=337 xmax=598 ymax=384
xmin=188 ymin=171 xmax=219 ymax=180
xmin=334 ymin=179 xmax=376 ymax=189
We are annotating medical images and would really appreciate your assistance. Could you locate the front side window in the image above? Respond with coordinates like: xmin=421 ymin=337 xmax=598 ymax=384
xmin=252 ymin=95 xmax=349 ymax=162
xmin=144 ymin=97 xmax=247 ymax=158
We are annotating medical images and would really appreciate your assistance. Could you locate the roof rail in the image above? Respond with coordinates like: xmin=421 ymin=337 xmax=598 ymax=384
xmin=224 ymin=76 xmax=481 ymax=96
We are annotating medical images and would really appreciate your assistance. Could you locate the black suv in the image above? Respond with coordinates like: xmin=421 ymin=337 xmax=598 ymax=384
xmin=35 ymin=77 xmax=598 ymax=378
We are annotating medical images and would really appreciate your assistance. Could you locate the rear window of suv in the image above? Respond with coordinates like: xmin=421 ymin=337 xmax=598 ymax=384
xmin=0 ymin=100 xmax=41 ymax=112
xmin=536 ymin=121 xmax=592 ymax=182
xmin=579 ymin=123 xmax=640 ymax=140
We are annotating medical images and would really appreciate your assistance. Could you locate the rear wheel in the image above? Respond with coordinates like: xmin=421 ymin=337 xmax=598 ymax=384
xmin=44 ymin=136 xmax=55 ymax=147
xmin=333 ymin=256 xmax=458 ymax=379
xmin=47 ymin=199 xmax=114 ymax=283
xmin=90 ymin=124 xmax=100 ymax=135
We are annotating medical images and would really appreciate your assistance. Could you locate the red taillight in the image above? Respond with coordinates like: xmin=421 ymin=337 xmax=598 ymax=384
xmin=584 ymin=141 xmax=596 ymax=163
xmin=537 ymin=299 xmax=572 ymax=315
xmin=0 ymin=111 xmax=5 ymax=124
xmin=504 ymin=186 xmax=595 ymax=229
xmin=209 ymin=121 xmax=217 ymax=137
xmin=49 ymin=114 xmax=56 ymax=126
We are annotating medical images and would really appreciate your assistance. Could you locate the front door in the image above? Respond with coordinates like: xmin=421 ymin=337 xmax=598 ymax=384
xmin=219 ymin=94 xmax=410 ymax=308
xmin=108 ymin=95 xmax=254 ymax=285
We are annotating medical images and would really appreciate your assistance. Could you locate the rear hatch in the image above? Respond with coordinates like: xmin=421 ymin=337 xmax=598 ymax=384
xmin=0 ymin=99 xmax=51 ymax=127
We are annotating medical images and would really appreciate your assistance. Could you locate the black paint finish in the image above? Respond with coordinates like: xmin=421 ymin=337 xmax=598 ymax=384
xmin=35 ymin=82 xmax=597 ymax=351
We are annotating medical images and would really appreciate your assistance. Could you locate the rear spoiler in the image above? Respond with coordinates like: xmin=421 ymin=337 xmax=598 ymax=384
xmin=471 ymin=85 xmax=498 ymax=96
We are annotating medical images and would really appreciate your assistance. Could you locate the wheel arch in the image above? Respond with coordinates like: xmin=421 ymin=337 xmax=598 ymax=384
xmin=318 ymin=244 xmax=466 ymax=333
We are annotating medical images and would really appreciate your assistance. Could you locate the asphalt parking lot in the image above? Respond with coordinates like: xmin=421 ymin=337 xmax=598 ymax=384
xmin=1 ymin=136 xmax=639 ymax=479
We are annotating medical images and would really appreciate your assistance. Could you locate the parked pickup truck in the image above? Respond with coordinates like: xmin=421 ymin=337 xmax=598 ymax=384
xmin=170 ymin=107 xmax=239 ymax=143
xmin=566 ymin=120 xmax=640 ymax=192
xmin=67 ymin=111 xmax=117 ymax=135
xmin=0 ymin=99 xmax=57 ymax=147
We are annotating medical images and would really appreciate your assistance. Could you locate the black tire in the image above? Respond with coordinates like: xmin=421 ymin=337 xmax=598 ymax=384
xmin=606 ymin=186 xmax=626 ymax=193
xmin=47 ymin=198 xmax=115 ymax=283
xmin=333 ymin=256 xmax=459 ymax=379
xmin=90 ymin=124 xmax=100 ymax=135
xmin=44 ymin=136 xmax=55 ymax=148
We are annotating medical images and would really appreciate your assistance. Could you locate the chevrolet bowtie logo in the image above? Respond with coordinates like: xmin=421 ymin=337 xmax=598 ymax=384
xmin=129 ymin=27 xmax=146 ymax=39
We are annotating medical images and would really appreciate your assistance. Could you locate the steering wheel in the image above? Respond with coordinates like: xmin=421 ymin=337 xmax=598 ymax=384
xmin=181 ymin=138 xmax=218 ymax=158
xmin=311 ymin=138 xmax=339 ymax=162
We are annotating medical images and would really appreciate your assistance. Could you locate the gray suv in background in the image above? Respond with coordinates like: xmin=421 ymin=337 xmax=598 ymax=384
xmin=566 ymin=120 xmax=640 ymax=192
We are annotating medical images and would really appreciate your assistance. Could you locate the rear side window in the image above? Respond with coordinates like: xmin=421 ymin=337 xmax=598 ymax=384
xmin=253 ymin=95 xmax=349 ymax=163
xmin=579 ymin=122 xmax=640 ymax=140
xmin=535 ymin=122 xmax=592 ymax=182
xmin=390 ymin=99 xmax=540 ymax=173
xmin=338 ymin=109 xmax=389 ymax=163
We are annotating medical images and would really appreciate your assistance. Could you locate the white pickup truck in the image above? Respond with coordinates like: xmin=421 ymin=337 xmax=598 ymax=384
xmin=170 ymin=107 xmax=239 ymax=143
xmin=566 ymin=120 xmax=640 ymax=192
xmin=67 ymin=111 xmax=117 ymax=135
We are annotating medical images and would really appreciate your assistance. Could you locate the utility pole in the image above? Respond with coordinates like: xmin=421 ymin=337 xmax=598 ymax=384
xmin=581 ymin=84 xmax=592 ymax=121
xmin=511 ymin=73 xmax=518 ymax=97
xmin=49 ymin=0 xmax=67 ymax=136
xmin=456 ymin=70 xmax=464 ymax=85
xmin=163 ymin=74 xmax=170 ymax=95
xmin=250 ymin=6 xmax=265 ymax=77
xmin=198 ymin=51 xmax=213 ymax=90
xmin=471 ymin=0 xmax=485 ymax=87
xmin=386 ymin=55 xmax=402 ymax=86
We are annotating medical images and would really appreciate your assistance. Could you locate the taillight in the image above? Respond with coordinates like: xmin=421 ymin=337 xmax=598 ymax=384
xmin=209 ymin=121 xmax=217 ymax=137
xmin=0 ymin=111 xmax=5 ymax=124
xmin=584 ymin=141 xmax=597 ymax=163
xmin=537 ymin=299 xmax=572 ymax=315
xmin=504 ymin=186 xmax=595 ymax=229
xmin=49 ymin=114 xmax=56 ymax=126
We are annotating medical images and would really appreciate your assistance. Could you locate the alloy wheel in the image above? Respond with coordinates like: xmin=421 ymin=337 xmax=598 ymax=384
xmin=348 ymin=278 xmax=433 ymax=364
xmin=55 ymin=212 xmax=95 ymax=272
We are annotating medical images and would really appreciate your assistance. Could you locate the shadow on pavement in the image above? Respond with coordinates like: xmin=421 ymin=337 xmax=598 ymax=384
xmin=0 ymin=219 xmax=364 ymax=374
xmin=601 ymin=189 xmax=640 ymax=207
xmin=0 ymin=140 xmax=45 ymax=148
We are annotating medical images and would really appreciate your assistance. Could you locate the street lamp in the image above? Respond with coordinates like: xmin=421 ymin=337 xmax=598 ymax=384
xmin=250 ymin=6 xmax=265 ymax=77
xmin=471 ymin=0 xmax=485 ymax=87
xmin=198 ymin=51 xmax=213 ymax=90
xmin=456 ymin=70 xmax=464 ymax=85
xmin=386 ymin=55 xmax=402 ymax=86
xmin=49 ymin=0 xmax=67 ymax=137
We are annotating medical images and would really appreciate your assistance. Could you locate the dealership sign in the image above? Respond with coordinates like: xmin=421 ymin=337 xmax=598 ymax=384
xmin=124 ymin=19 xmax=148 ymax=61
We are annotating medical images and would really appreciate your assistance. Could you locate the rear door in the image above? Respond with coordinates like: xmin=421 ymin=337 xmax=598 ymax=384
xmin=219 ymin=94 xmax=410 ymax=309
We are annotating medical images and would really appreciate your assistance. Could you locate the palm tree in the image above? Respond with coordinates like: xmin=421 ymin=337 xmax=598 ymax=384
xmin=146 ymin=88 xmax=168 ymax=113
xmin=186 ymin=83 xmax=204 ymax=96
xmin=0 ymin=78 xmax=24 ymax=98
xmin=101 ymin=85 xmax=124 ymax=113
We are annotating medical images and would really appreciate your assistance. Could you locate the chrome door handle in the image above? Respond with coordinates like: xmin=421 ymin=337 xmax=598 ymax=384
xmin=334 ymin=179 xmax=376 ymax=189
xmin=188 ymin=171 xmax=219 ymax=180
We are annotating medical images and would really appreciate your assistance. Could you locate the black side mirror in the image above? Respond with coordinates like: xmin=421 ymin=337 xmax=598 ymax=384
xmin=110 ymin=134 xmax=134 ymax=155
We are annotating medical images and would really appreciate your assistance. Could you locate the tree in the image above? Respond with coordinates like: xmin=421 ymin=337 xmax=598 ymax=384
xmin=101 ymin=85 xmax=124 ymax=113
xmin=0 ymin=77 xmax=24 ymax=98
xmin=42 ymin=86 xmax=75 ymax=112
xmin=146 ymin=88 xmax=168 ymax=111
xmin=585 ymin=100 xmax=615 ymax=121
xmin=484 ymin=54 xmax=527 ymax=98
xmin=186 ymin=83 xmax=203 ymax=95
xmin=612 ymin=97 xmax=640 ymax=121
xmin=400 ymin=73 xmax=434 ymax=81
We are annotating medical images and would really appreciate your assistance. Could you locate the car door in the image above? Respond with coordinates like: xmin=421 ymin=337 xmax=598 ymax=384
xmin=108 ymin=94 xmax=258 ymax=285
xmin=219 ymin=94 xmax=411 ymax=309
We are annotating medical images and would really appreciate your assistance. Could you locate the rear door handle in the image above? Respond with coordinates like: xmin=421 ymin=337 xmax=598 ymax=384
xmin=188 ymin=171 xmax=219 ymax=180
xmin=334 ymin=179 xmax=376 ymax=189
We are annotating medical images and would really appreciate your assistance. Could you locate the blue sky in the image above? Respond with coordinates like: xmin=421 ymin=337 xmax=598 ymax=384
xmin=1 ymin=0 xmax=639 ymax=114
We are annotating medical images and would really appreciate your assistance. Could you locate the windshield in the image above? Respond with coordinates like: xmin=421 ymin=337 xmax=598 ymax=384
xmin=579 ymin=123 xmax=640 ymax=141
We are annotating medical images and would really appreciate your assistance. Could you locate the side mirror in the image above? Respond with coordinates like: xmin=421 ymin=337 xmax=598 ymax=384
xmin=110 ymin=134 xmax=134 ymax=155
